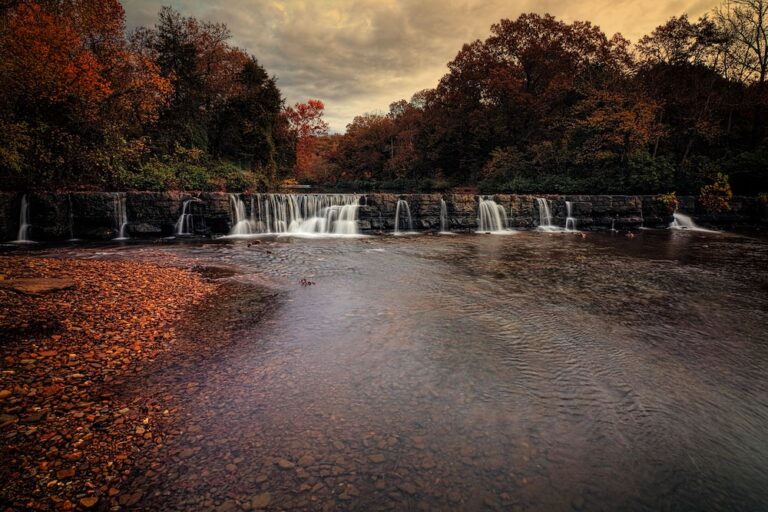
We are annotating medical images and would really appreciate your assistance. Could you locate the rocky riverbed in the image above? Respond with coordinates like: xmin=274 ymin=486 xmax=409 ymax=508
xmin=0 ymin=255 xmax=274 ymax=511
xmin=2 ymin=228 xmax=768 ymax=511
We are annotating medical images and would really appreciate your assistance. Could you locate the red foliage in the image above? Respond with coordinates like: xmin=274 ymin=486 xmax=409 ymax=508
xmin=284 ymin=100 xmax=329 ymax=181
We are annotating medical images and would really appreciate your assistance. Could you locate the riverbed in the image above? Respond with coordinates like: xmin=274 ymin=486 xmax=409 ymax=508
xmin=4 ymin=228 xmax=768 ymax=511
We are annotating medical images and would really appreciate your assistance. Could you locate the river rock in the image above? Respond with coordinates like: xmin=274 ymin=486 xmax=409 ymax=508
xmin=0 ymin=278 xmax=76 ymax=295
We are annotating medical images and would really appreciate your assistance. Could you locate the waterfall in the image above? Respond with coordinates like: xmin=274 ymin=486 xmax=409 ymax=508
xmin=638 ymin=200 xmax=647 ymax=230
xmin=394 ymin=199 xmax=414 ymax=235
xmin=439 ymin=198 xmax=453 ymax=234
xmin=14 ymin=194 xmax=33 ymax=243
xmin=175 ymin=199 xmax=198 ymax=236
xmin=113 ymin=193 xmax=129 ymax=240
xmin=565 ymin=201 xmax=577 ymax=232
xmin=610 ymin=218 xmax=617 ymax=232
xmin=670 ymin=212 xmax=716 ymax=232
xmin=229 ymin=194 xmax=254 ymax=235
xmin=477 ymin=197 xmax=511 ymax=233
xmin=226 ymin=194 xmax=362 ymax=237
xmin=535 ymin=198 xmax=557 ymax=231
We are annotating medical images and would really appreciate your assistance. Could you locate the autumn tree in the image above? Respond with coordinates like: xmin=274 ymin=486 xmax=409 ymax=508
xmin=284 ymin=100 xmax=329 ymax=182
xmin=0 ymin=0 xmax=170 ymax=189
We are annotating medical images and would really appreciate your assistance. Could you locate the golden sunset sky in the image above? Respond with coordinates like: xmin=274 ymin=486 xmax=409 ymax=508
xmin=123 ymin=0 xmax=720 ymax=131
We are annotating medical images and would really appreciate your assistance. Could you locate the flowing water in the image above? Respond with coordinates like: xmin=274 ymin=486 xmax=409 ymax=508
xmin=394 ymin=199 xmax=414 ymax=235
xmin=112 ymin=193 xmax=129 ymax=240
xmin=565 ymin=201 xmax=577 ymax=232
xmin=670 ymin=212 xmax=717 ymax=233
xmin=228 ymin=194 xmax=362 ymax=237
xmin=229 ymin=194 xmax=254 ymax=236
xmin=535 ymin=198 xmax=557 ymax=231
xmin=27 ymin=230 xmax=768 ymax=511
xmin=13 ymin=194 xmax=33 ymax=243
xmin=477 ymin=197 xmax=512 ymax=233
xmin=439 ymin=198 xmax=453 ymax=235
xmin=175 ymin=199 xmax=198 ymax=236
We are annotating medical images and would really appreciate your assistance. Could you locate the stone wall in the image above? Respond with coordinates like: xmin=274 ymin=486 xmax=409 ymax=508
xmin=1 ymin=192 xmax=766 ymax=241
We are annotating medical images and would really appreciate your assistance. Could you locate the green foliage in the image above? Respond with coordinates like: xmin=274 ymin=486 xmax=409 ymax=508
xmin=625 ymin=152 xmax=675 ymax=193
xmin=118 ymin=147 xmax=268 ymax=192
xmin=121 ymin=159 xmax=176 ymax=191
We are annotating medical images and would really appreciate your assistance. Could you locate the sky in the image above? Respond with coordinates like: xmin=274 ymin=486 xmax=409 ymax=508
xmin=123 ymin=0 xmax=719 ymax=132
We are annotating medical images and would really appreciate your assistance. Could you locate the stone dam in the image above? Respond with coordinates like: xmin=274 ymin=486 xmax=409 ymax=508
xmin=0 ymin=192 xmax=765 ymax=241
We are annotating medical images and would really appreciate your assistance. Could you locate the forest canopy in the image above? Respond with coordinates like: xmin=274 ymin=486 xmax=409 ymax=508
xmin=0 ymin=2 xmax=296 ymax=191
xmin=1 ymin=0 xmax=767 ymax=195
xmin=316 ymin=3 xmax=768 ymax=195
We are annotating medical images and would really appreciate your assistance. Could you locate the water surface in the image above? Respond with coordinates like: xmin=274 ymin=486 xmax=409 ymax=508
xmin=49 ymin=230 xmax=768 ymax=510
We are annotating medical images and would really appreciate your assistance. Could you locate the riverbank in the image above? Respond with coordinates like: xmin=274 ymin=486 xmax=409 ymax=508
xmin=0 ymin=255 xmax=275 ymax=510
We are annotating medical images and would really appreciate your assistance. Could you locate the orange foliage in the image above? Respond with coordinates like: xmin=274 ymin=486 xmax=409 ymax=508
xmin=284 ymin=100 xmax=329 ymax=181
xmin=3 ymin=3 xmax=112 ymax=111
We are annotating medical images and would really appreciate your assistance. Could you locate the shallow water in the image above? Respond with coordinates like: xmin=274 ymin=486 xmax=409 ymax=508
xmin=35 ymin=230 xmax=768 ymax=510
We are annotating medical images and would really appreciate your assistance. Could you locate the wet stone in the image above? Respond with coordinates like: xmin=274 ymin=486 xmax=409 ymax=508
xmin=368 ymin=453 xmax=386 ymax=463
xmin=276 ymin=458 xmax=295 ymax=470
xmin=251 ymin=492 xmax=272 ymax=509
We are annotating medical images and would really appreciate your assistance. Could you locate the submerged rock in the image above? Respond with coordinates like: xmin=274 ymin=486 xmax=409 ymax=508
xmin=0 ymin=277 xmax=76 ymax=295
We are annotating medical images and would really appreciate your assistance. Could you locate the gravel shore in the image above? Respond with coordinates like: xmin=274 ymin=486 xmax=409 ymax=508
xmin=0 ymin=255 xmax=269 ymax=511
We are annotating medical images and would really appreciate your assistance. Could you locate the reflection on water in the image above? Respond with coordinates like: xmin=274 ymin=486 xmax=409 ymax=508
xmin=69 ymin=231 xmax=768 ymax=510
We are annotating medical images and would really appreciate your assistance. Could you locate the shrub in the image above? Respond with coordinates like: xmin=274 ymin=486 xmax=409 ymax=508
xmin=625 ymin=152 xmax=675 ymax=193
xmin=657 ymin=192 xmax=678 ymax=214
xmin=122 ymin=160 xmax=177 ymax=191
xmin=699 ymin=172 xmax=732 ymax=213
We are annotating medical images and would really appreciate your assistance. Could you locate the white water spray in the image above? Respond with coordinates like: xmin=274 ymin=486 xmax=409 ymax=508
xmin=227 ymin=194 xmax=362 ymax=237
xmin=439 ymin=198 xmax=454 ymax=234
xmin=477 ymin=197 xmax=513 ymax=233
xmin=669 ymin=212 xmax=717 ymax=232
xmin=565 ymin=201 xmax=577 ymax=232
xmin=175 ymin=199 xmax=199 ymax=235
xmin=394 ymin=199 xmax=414 ymax=235
xmin=14 ymin=194 xmax=34 ymax=243
xmin=535 ymin=198 xmax=559 ymax=231
xmin=113 ymin=193 xmax=129 ymax=240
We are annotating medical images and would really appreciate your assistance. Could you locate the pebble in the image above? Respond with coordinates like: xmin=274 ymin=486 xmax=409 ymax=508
xmin=251 ymin=492 xmax=272 ymax=509
xmin=298 ymin=454 xmax=315 ymax=466
xmin=276 ymin=458 xmax=295 ymax=469
xmin=79 ymin=497 xmax=98 ymax=508
xmin=368 ymin=453 xmax=386 ymax=463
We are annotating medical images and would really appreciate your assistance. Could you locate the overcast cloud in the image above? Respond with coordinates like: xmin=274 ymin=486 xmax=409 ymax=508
xmin=123 ymin=0 xmax=719 ymax=132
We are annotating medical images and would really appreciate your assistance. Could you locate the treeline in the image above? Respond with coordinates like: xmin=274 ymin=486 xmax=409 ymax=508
xmin=311 ymin=3 xmax=768 ymax=195
xmin=0 ymin=1 xmax=296 ymax=191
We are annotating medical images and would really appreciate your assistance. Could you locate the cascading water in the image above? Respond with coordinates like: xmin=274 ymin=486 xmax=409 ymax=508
xmin=638 ymin=201 xmax=647 ymax=230
xmin=113 ymin=193 xmax=129 ymax=240
xmin=14 ymin=194 xmax=34 ymax=243
xmin=565 ymin=201 xmax=577 ymax=232
xmin=175 ymin=199 xmax=198 ymax=236
xmin=229 ymin=194 xmax=254 ymax=235
xmin=227 ymin=194 xmax=362 ymax=237
xmin=439 ymin=198 xmax=454 ymax=234
xmin=535 ymin=198 xmax=558 ymax=231
xmin=670 ymin=212 xmax=716 ymax=232
xmin=477 ymin=197 xmax=512 ymax=233
xmin=394 ymin=199 xmax=414 ymax=235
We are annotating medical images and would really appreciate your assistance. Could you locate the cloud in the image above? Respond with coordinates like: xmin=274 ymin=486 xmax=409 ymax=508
xmin=123 ymin=0 xmax=720 ymax=132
